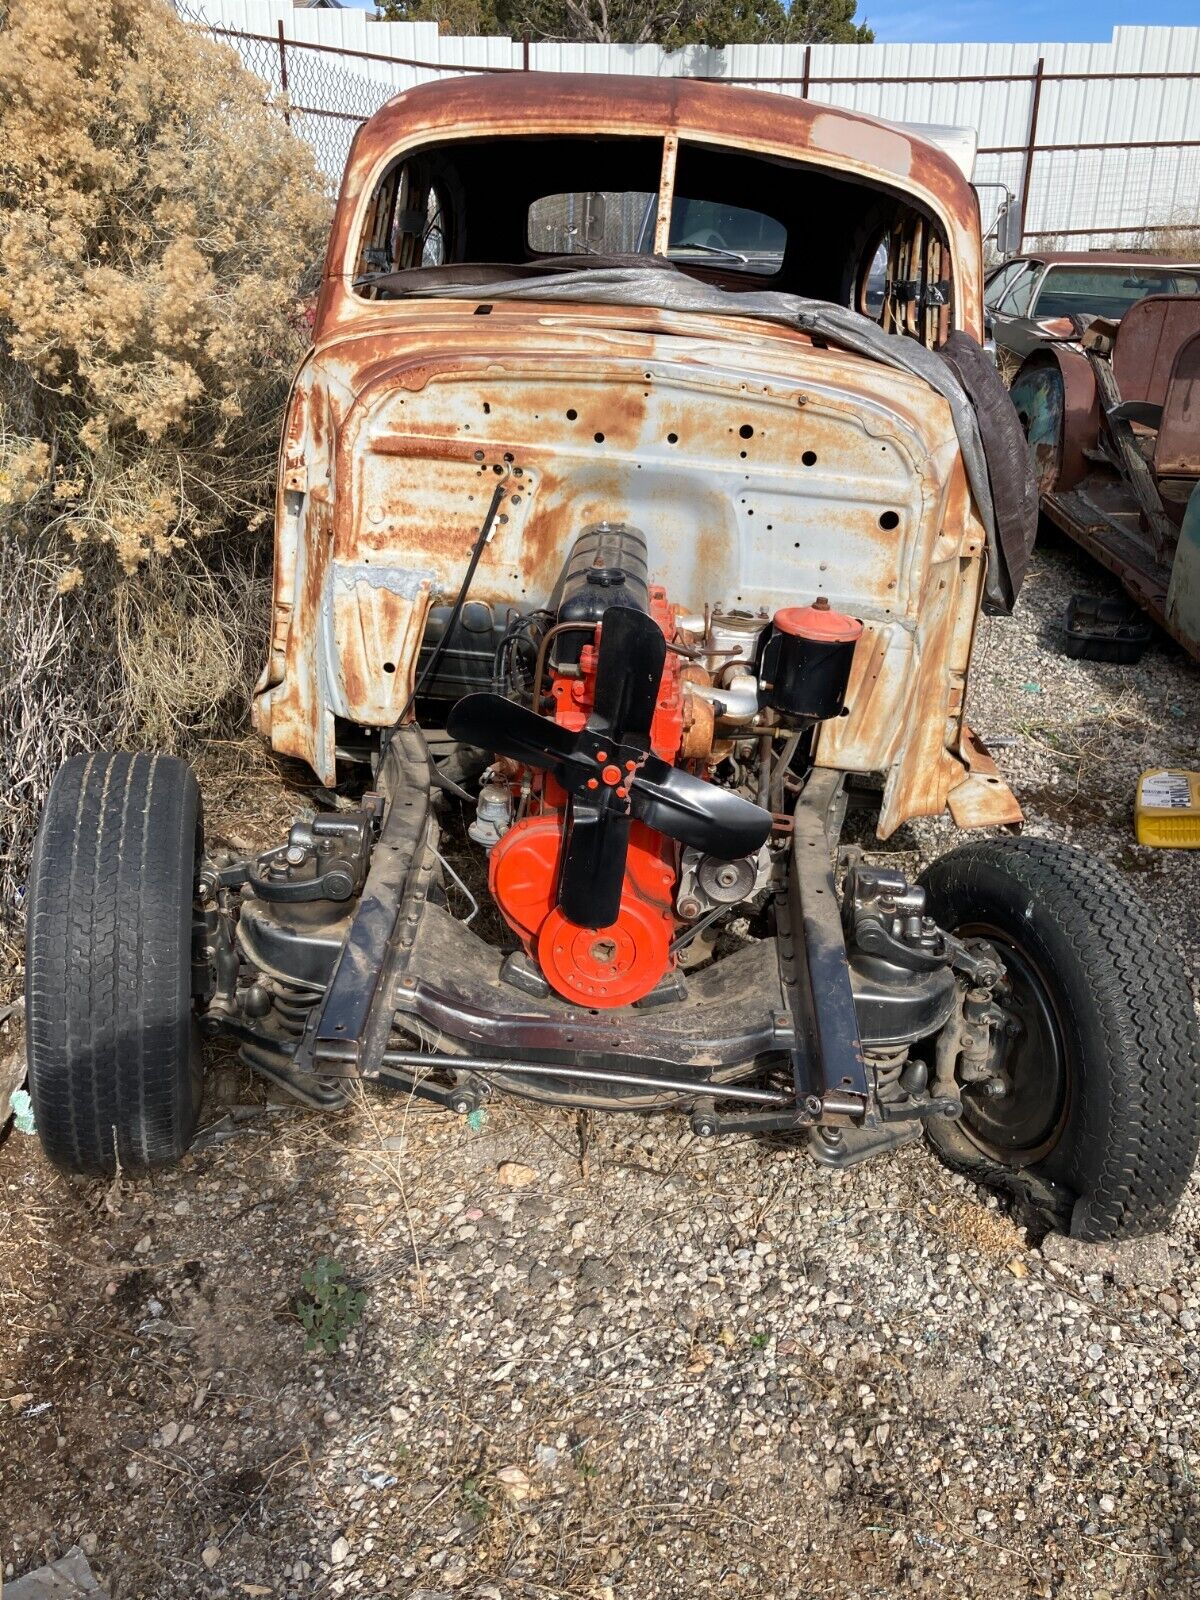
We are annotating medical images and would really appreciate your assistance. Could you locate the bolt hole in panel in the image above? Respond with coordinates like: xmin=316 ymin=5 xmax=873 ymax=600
xmin=351 ymin=356 xmax=940 ymax=623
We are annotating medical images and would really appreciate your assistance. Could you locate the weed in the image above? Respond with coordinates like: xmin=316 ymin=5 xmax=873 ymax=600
xmin=296 ymin=1257 xmax=366 ymax=1354
xmin=460 ymin=1475 xmax=491 ymax=1523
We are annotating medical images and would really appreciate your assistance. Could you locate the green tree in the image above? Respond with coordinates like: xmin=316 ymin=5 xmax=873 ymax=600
xmin=375 ymin=0 xmax=872 ymax=44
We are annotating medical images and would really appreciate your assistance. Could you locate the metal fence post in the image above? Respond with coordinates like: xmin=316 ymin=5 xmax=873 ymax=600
xmin=1018 ymin=56 xmax=1045 ymax=251
xmin=801 ymin=45 xmax=811 ymax=99
xmin=522 ymin=33 xmax=530 ymax=72
xmin=277 ymin=20 xmax=291 ymax=127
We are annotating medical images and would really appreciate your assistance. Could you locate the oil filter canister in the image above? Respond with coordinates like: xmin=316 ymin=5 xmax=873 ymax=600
xmin=756 ymin=598 xmax=863 ymax=721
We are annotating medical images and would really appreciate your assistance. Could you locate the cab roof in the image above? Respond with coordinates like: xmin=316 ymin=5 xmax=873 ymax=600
xmin=345 ymin=72 xmax=977 ymax=238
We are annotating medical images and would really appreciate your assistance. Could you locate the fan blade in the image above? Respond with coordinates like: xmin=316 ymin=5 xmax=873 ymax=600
xmin=557 ymin=800 xmax=630 ymax=928
xmin=631 ymin=758 xmax=773 ymax=857
xmin=447 ymin=692 xmax=578 ymax=774
xmin=589 ymin=606 xmax=667 ymax=746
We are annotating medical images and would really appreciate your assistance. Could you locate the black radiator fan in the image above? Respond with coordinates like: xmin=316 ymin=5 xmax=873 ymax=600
xmin=447 ymin=606 xmax=773 ymax=929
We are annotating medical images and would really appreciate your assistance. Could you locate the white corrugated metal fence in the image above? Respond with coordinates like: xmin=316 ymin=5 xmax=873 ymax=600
xmin=178 ymin=1 xmax=1200 ymax=250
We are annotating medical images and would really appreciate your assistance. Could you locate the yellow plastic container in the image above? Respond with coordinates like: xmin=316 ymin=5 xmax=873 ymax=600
xmin=1134 ymin=769 xmax=1200 ymax=849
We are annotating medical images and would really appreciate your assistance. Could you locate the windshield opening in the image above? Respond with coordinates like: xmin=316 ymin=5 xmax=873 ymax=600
xmin=353 ymin=132 xmax=950 ymax=334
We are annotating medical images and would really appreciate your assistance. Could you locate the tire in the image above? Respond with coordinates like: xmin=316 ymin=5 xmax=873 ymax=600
xmin=918 ymin=837 xmax=1200 ymax=1241
xmin=25 ymin=751 xmax=205 ymax=1175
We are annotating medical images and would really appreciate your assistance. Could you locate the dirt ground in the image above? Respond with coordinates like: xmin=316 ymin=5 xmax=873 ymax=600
xmin=2 ymin=527 xmax=1198 ymax=1600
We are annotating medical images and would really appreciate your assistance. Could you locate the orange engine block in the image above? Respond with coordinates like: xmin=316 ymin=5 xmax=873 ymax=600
xmin=488 ymin=586 xmax=685 ymax=1008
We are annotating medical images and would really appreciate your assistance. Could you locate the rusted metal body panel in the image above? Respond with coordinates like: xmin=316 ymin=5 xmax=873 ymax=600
xmin=1112 ymin=295 xmax=1200 ymax=414
xmin=1011 ymin=296 xmax=1200 ymax=662
xmin=1011 ymin=347 xmax=1099 ymax=496
xmin=255 ymin=75 xmax=1015 ymax=836
xmin=1156 ymin=332 xmax=1200 ymax=478
xmin=1166 ymin=484 xmax=1200 ymax=656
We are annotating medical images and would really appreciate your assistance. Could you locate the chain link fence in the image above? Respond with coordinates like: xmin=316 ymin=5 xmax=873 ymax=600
xmin=173 ymin=0 xmax=444 ymax=178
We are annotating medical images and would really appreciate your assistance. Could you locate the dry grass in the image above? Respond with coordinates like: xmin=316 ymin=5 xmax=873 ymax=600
xmin=112 ymin=544 xmax=271 ymax=751
xmin=1134 ymin=211 xmax=1200 ymax=256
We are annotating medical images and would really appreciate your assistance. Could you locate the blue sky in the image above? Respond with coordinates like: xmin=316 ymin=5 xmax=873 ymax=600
xmin=860 ymin=0 xmax=1196 ymax=42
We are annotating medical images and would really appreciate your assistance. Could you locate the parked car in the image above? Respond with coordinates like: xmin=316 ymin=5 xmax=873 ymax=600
xmin=23 ymin=76 xmax=1200 ymax=1242
xmin=1011 ymin=292 xmax=1200 ymax=661
xmin=986 ymin=251 xmax=1200 ymax=363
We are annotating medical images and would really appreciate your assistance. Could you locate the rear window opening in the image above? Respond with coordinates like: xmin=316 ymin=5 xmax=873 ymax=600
xmin=353 ymin=131 xmax=952 ymax=337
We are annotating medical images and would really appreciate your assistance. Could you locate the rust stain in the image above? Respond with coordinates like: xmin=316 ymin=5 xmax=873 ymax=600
xmin=948 ymin=724 xmax=1024 ymax=830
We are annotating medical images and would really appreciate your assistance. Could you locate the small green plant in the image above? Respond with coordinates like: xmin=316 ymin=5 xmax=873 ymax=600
xmin=296 ymin=1257 xmax=366 ymax=1354
xmin=749 ymin=1331 xmax=769 ymax=1350
xmin=460 ymin=1475 xmax=491 ymax=1523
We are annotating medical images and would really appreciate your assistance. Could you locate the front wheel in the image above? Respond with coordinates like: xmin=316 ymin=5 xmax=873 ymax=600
xmin=25 ymin=751 xmax=205 ymax=1175
xmin=919 ymin=837 xmax=1200 ymax=1241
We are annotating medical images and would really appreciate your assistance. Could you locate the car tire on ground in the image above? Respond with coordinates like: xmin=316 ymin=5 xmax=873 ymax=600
xmin=918 ymin=836 xmax=1200 ymax=1241
xmin=25 ymin=751 xmax=205 ymax=1175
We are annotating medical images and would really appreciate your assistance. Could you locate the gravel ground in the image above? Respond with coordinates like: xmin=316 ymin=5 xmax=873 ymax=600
xmin=1 ymin=528 xmax=1198 ymax=1600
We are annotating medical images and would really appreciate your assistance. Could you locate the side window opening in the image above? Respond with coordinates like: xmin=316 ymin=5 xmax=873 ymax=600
xmin=859 ymin=218 xmax=952 ymax=345
xmin=357 ymin=156 xmax=455 ymax=283
xmin=984 ymin=259 xmax=1023 ymax=308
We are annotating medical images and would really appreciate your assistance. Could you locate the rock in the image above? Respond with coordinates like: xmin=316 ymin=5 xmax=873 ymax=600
xmin=1041 ymin=1232 xmax=1172 ymax=1289
xmin=330 ymin=1536 xmax=351 ymax=1565
xmin=578 ymin=1256 xmax=614 ymax=1291
xmin=496 ymin=1161 xmax=538 ymax=1188
xmin=0 ymin=1002 xmax=26 ymax=1128
xmin=200 ymin=1546 xmax=221 ymax=1570
xmin=495 ymin=1465 xmax=531 ymax=1502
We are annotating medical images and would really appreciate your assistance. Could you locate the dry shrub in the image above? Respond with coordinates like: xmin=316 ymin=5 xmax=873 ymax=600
xmin=1135 ymin=210 xmax=1200 ymax=256
xmin=0 ymin=0 xmax=331 ymax=934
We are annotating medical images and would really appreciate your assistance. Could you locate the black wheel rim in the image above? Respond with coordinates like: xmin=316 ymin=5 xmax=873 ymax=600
xmin=953 ymin=923 xmax=1071 ymax=1167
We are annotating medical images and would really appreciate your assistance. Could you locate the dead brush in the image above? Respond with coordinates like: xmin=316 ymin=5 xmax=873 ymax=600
xmin=112 ymin=542 xmax=270 ymax=752
xmin=0 ymin=529 xmax=122 ymax=937
xmin=0 ymin=0 xmax=330 ymax=955
xmin=1134 ymin=210 xmax=1200 ymax=255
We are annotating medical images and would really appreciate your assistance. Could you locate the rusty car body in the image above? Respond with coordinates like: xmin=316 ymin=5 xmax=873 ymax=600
xmin=985 ymin=251 xmax=1200 ymax=366
xmin=1011 ymin=292 xmax=1200 ymax=660
xmin=255 ymin=76 xmax=1014 ymax=837
xmin=25 ymin=76 xmax=1200 ymax=1243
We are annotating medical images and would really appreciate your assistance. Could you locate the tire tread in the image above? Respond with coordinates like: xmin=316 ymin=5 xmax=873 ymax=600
xmin=25 ymin=751 xmax=202 ymax=1175
xmin=921 ymin=837 xmax=1200 ymax=1240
